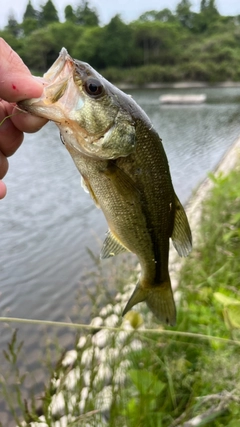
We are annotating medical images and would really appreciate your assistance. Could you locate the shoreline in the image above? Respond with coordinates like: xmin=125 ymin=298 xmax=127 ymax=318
xmin=169 ymin=135 xmax=240 ymax=291
xmin=117 ymin=81 xmax=240 ymax=90
xmin=12 ymin=135 xmax=240 ymax=427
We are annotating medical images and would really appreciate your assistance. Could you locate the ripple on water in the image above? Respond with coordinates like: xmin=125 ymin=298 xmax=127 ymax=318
xmin=1 ymin=88 xmax=240 ymax=422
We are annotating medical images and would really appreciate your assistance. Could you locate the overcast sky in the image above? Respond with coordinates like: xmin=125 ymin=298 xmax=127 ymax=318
xmin=1 ymin=0 xmax=240 ymax=30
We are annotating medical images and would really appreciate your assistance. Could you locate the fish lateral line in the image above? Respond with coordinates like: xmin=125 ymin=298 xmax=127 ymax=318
xmin=17 ymin=48 xmax=192 ymax=326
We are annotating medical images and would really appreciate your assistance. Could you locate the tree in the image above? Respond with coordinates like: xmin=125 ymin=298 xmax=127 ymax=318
xmin=22 ymin=1 xmax=39 ymax=35
xmin=176 ymin=0 xmax=193 ymax=29
xmin=21 ymin=18 xmax=39 ymax=35
xmin=195 ymin=0 xmax=220 ymax=32
xmin=139 ymin=10 xmax=161 ymax=22
xmin=201 ymin=0 xmax=219 ymax=15
xmin=200 ymin=0 xmax=207 ymax=12
xmin=98 ymin=15 xmax=135 ymax=68
xmin=64 ymin=5 xmax=76 ymax=23
xmin=40 ymin=0 xmax=59 ymax=26
xmin=139 ymin=9 xmax=176 ymax=23
xmin=0 ymin=29 xmax=24 ymax=54
xmin=133 ymin=20 xmax=184 ymax=66
xmin=72 ymin=26 xmax=102 ymax=66
xmin=23 ymin=0 xmax=38 ymax=20
xmin=156 ymin=8 xmax=176 ymax=23
xmin=5 ymin=13 xmax=20 ymax=37
xmin=75 ymin=1 xmax=99 ymax=26
xmin=208 ymin=0 xmax=219 ymax=17
xmin=22 ymin=22 xmax=84 ymax=71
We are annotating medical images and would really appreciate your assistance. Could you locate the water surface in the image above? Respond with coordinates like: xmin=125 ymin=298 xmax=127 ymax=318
xmin=1 ymin=87 xmax=240 ymax=422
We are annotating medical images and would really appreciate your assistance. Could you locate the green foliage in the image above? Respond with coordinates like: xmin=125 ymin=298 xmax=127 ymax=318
xmin=214 ymin=292 xmax=240 ymax=330
xmin=22 ymin=22 xmax=84 ymax=71
xmin=21 ymin=18 xmax=39 ymax=36
xmin=2 ymin=167 xmax=240 ymax=426
xmin=132 ymin=20 xmax=186 ymax=66
xmin=0 ymin=29 xmax=25 ymax=57
xmin=75 ymin=0 xmax=99 ymax=27
xmin=2 ymin=0 xmax=240 ymax=82
xmin=139 ymin=9 xmax=176 ymax=23
xmin=176 ymin=0 xmax=193 ymax=29
xmin=5 ymin=13 xmax=21 ymax=37
xmin=1 ymin=331 xmax=28 ymax=425
xmin=39 ymin=0 xmax=59 ymax=26
xmin=22 ymin=1 xmax=39 ymax=35
xmin=124 ymin=370 xmax=165 ymax=425
xmin=69 ymin=25 xmax=101 ymax=65
xmin=201 ymin=0 xmax=219 ymax=15
xmin=64 ymin=5 xmax=76 ymax=23
xmin=23 ymin=0 xmax=38 ymax=20
xmin=98 ymin=16 xmax=135 ymax=68
xmin=103 ymin=64 xmax=181 ymax=85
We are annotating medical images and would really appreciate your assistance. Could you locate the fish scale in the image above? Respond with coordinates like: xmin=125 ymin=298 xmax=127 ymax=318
xmin=19 ymin=47 xmax=192 ymax=325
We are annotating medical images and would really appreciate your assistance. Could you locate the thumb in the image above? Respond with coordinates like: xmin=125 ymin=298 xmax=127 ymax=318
xmin=0 ymin=180 xmax=7 ymax=199
xmin=0 ymin=38 xmax=44 ymax=102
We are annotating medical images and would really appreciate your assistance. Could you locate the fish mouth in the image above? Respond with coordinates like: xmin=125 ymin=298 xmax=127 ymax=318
xmin=18 ymin=48 xmax=78 ymax=122
xmin=18 ymin=48 xmax=122 ymax=159
xmin=44 ymin=47 xmax=72 ymax=82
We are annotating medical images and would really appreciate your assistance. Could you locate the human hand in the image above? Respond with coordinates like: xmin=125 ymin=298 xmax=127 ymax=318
xmin=0 ymin=38 xmax=47 ymax=199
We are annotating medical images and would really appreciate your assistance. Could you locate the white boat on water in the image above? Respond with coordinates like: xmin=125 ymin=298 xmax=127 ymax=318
xmin=159 ymin=94 xmax=207 ymax=104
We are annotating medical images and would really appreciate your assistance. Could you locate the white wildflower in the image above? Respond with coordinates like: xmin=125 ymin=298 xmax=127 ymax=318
xmin=91 ymin=316 xmax=103 ymax=327
xmin=50 ymin=392 xmax=65 ymax=416
xmin=77 ymin=335 xmax=87 ymax=349
xmin=105 ymin=314 xmax=119 ymax=327
xmin=62 ymin=350 xmax=78 ymax=367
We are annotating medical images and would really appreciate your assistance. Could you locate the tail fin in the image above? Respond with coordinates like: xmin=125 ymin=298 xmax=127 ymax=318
xmin=122 ymin=280 xmax=176 ymax=326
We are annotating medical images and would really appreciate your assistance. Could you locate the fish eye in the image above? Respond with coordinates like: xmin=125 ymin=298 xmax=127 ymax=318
xmin=84 ymin=78 xmax=104 ymax=97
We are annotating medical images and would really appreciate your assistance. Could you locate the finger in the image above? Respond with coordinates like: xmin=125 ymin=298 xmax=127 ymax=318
xmin=0 ymin=151 xmax=9 ymax=178
xmin=0 ymin=180 xmax=7 ymax=199
xmin=0 ymin=38 xmax=44 ymax=102
xmin=11 ymin=106 xmax=48 ymax=133
xmin=0 ymin=102 xmax=24 ymax=156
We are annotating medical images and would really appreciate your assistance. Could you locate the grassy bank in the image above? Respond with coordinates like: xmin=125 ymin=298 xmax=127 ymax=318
xmin=121 ymin=167 xmax=240 ymax=426
xmin=2 ymin=167 xmax=240 ymax=426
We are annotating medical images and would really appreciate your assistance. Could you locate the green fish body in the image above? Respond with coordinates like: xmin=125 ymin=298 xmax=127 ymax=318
xmin=19 ymin=48 xmax=192 ymax=325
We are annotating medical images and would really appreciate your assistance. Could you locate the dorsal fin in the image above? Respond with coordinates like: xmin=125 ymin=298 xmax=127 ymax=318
xmin=100 ymin=230 xmax=129 ymax=259
xmin=171 ymin=195 xmax=192 ymax=257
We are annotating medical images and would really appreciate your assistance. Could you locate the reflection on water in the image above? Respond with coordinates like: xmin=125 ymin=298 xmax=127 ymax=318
xmin=1 ymin=87 xmax=240 ymax=422
xmin=132 ymin=87 xmax=240 ymax=202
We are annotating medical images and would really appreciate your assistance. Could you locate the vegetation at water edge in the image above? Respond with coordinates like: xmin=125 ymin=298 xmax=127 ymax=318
xmin=2 ymin=0 xmax=240 ymax=83
xmin=2 ymin=166 xmax=240 ymax=426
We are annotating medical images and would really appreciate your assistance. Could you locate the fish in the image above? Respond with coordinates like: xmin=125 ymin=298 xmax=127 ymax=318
xmin=19 ymin=48 xmax=192 ymax=325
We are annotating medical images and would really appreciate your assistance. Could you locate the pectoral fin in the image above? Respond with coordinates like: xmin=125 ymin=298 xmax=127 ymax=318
xmin=104 ymin=162 xmax=141 ymax=202
xmin=122 ymin=280 xmax=176 ymax=326
xmin=100 ymin=230 xmax=129 ymax=259
xmin=81 ymin=175 xmax=100 ymax=208
xmin=171 ymin=195 xmax=192 ymax=257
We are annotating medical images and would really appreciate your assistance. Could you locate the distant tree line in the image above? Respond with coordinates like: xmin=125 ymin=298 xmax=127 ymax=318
xmin=2 ymin=0 xmax=240 ymax=83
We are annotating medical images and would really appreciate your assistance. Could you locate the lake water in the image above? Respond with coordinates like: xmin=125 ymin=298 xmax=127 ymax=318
xmin=1 ymin=86 xmax=240 ymax=422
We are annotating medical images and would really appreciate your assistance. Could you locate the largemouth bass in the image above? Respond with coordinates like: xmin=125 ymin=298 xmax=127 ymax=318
xmin=19 ymin=48 xmax=192 ymax=325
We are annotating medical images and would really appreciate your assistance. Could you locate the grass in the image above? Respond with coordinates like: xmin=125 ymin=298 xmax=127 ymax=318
xmin=2 ymin=167 xmax=240 ymax=426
